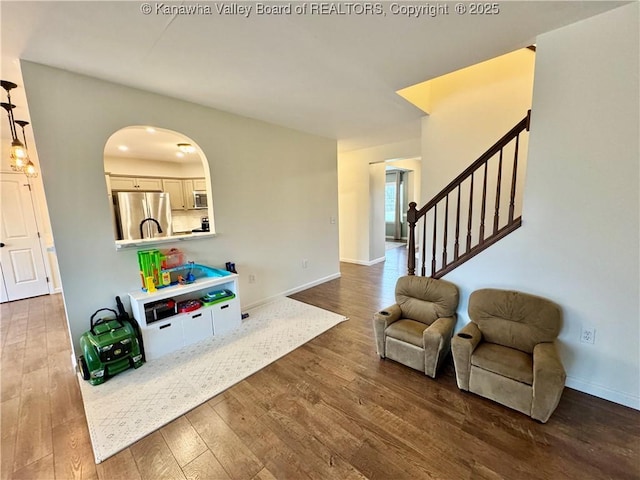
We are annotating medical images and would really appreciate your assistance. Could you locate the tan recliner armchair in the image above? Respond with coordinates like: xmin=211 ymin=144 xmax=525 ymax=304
xmin=451 ymin=288 xmax=565 ymax=423
xmin=373 ymin=276 xmax=459 ymax=378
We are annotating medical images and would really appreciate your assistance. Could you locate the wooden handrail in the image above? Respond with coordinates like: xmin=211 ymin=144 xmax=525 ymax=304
xmin=408 ymin=111 xmax=530 ymax=277
xmin=414 ymin=113 xmax=530 ymax=218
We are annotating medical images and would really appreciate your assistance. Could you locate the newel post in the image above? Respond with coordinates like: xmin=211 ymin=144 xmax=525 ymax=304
xmin=407 ymin=202 xmax=418 ymax=276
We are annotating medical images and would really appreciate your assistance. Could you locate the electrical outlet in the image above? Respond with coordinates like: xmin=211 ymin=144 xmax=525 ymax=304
xmin=302 ymin=259 xmax=309 ymax=269
xmin=248 ymin=274 xmax=256 ymax=284
xmin=580 ymin=327 xmax=596 ymax=344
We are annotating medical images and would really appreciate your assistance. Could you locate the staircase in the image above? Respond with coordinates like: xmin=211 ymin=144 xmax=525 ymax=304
xmin=408 ymin=111 xmax=530 ymax=278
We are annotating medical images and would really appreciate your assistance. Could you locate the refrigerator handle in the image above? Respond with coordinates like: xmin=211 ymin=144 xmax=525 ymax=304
xmin=143 ymin=194 xmax=152 ymax=239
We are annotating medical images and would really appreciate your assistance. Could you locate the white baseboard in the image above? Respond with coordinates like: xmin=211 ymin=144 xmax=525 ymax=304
xmin=566 ymin=375 xmax=640 ymax=410
xmin=242 ymin=272 xmax=342 ymax=311
xmin=340 ymin=256 xmax=386 ymax=266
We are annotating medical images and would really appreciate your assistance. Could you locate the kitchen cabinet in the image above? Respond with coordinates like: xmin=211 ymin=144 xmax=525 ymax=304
xmin=128 ymin=273 xmax=241 ymax=360
xmin=161 ymin=178 xmax=206 ymax=210
xmin=137 ymin=178 xmax=163 ymax=191
xmin=162 ymin=179 xmax=186 ymax=210
xmin=182 ymin=179 xmax=206 ymax=209
xmin=108 ymin=175 xmax=206 ymax=210
xmin=110 ymin=176 xmax=137 ymax=190
xmin=193 ymin=178 xmax=207 ymax=191
xmin=183 ymin=180 xmax=195 ymax=210
xmin=110 ymin=176 xmax=163 ymax=191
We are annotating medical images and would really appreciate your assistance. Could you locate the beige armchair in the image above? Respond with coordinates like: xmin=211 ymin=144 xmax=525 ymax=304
xmin=451 ymin=288 xmax=565 ymax=423
xmin=373 ymin=276 xmax=459 ymax=378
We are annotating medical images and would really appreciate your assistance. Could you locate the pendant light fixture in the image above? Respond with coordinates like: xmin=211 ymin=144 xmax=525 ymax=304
xmin=1 ymin=80 xmax=29 ymax=172
xmin=15 ymin=120 xmax=37 ymax=178
xmin=1 ymin=80 xmax=37 ymax=177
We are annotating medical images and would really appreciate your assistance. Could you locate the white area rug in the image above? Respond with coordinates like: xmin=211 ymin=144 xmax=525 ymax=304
xmin=77 ymin=297 xmax=347 ymax=463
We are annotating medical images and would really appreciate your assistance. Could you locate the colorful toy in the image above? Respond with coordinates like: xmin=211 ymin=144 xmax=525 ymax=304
xmin=200 ymin=289 xmax=235 ymax=306
xmin=78 ymin=302 xmax=143 ymax=385
xmin=137 ymin=247 xmax=233 ymax=292
xmin=184 ymin=261 xmax=196 ymax=283
xmin=177 ymin=299 xmax=202 ymax=313
xmin=137 ymin=249 xmax=165 ymax=290
xmin=144 ymin=299 xmax=177 ymax=323
xmin=161 ymin=248 xmax=184 ymax=270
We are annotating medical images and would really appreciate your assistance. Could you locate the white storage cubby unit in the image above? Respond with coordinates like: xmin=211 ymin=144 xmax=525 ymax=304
xmin=128 ymin=274 xmax=241 ymax=360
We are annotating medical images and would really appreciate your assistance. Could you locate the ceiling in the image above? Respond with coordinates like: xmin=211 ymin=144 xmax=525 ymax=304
xmin=0 ymin=1 xmax=626 ymax=154
xmin=104 ymin=125 xmax=203 ymax=163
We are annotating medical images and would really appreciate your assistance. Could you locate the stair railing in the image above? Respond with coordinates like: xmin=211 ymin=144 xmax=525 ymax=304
xmin=408 ymin=111 xmax=530 ymax=277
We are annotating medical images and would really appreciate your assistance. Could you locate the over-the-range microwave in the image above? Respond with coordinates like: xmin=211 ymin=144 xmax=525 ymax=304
xmin=193 ymin=191 xmax=207 ymax=209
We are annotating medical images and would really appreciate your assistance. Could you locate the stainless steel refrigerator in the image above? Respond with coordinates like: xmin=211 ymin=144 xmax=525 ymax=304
xmin=113 ymin=191 xmax=173 ymax=240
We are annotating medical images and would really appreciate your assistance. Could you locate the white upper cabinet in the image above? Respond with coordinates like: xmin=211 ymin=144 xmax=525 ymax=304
xmin=162 ymin=179 xmax=186 ymax=210
xmin=183 ymin=180 xmax=195 ymax=209
xmin=110 ymin=176 xmax=163 ymax=191
xmin=193 ymin=178 xmax=207 ymax=191
xmin=160 ymin=178 xmax=206 ymax=210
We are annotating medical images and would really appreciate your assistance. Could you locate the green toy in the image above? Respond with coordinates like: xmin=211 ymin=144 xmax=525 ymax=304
xmin=78 ymin=303 xmax=143 ymax=385
xmin=200 ymin=289 xmax=235 ymax=306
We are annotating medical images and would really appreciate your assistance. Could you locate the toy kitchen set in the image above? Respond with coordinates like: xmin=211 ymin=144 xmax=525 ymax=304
xmin=128 ymin=248 xmax=241 ymax=360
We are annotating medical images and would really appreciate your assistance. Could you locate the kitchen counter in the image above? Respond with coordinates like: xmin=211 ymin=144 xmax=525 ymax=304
xmin=115 ymin=231 xmax=216 ymax=250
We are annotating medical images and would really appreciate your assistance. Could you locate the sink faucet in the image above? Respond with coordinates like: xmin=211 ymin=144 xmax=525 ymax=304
xmin=140 ymin=218 xmax=163 ymax=239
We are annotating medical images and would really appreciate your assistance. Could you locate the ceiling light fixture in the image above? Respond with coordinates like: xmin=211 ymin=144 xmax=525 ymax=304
xmin=1 ymin=80 xmax=30 ymax=173
xmin=177 ymin=143 xmax=196 ymax=154
xmin=14 ymin=120 xmax=37 ymax=178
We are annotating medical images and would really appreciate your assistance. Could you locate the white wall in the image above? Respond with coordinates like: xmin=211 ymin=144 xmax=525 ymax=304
xmin=22 ymin=63 xmax=340 ymax=355
xmin=368 ymin=162 xmax=386 ymax=262
xmin=421 ymin=48 xmax=535 ymax=201
xmin=443 ymin=3 xmax=639 ymax=408
xmin=338 ymin=138 xmax=420 ymax=264
xmin=338 ymin=152 xmax=371 ymax=264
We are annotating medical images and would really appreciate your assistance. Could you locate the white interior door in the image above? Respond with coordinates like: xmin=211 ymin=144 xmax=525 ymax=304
xmin=0 ymin=173 xmax=49 ymax=301
xmin=0 ymin=263 xmax=9 ymax=303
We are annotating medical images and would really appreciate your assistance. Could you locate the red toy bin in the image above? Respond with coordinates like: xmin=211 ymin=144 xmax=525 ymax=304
xmin=161 ymin=248 xmax=185 ymax=270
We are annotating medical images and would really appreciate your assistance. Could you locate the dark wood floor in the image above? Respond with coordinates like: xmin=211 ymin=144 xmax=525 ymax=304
xmin=1 ymin=246 xmax=639 ymax=479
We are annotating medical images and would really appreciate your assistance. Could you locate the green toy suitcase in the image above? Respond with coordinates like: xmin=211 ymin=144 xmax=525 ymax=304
xmin=200 ymin=289 xmax=235 ymax=306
